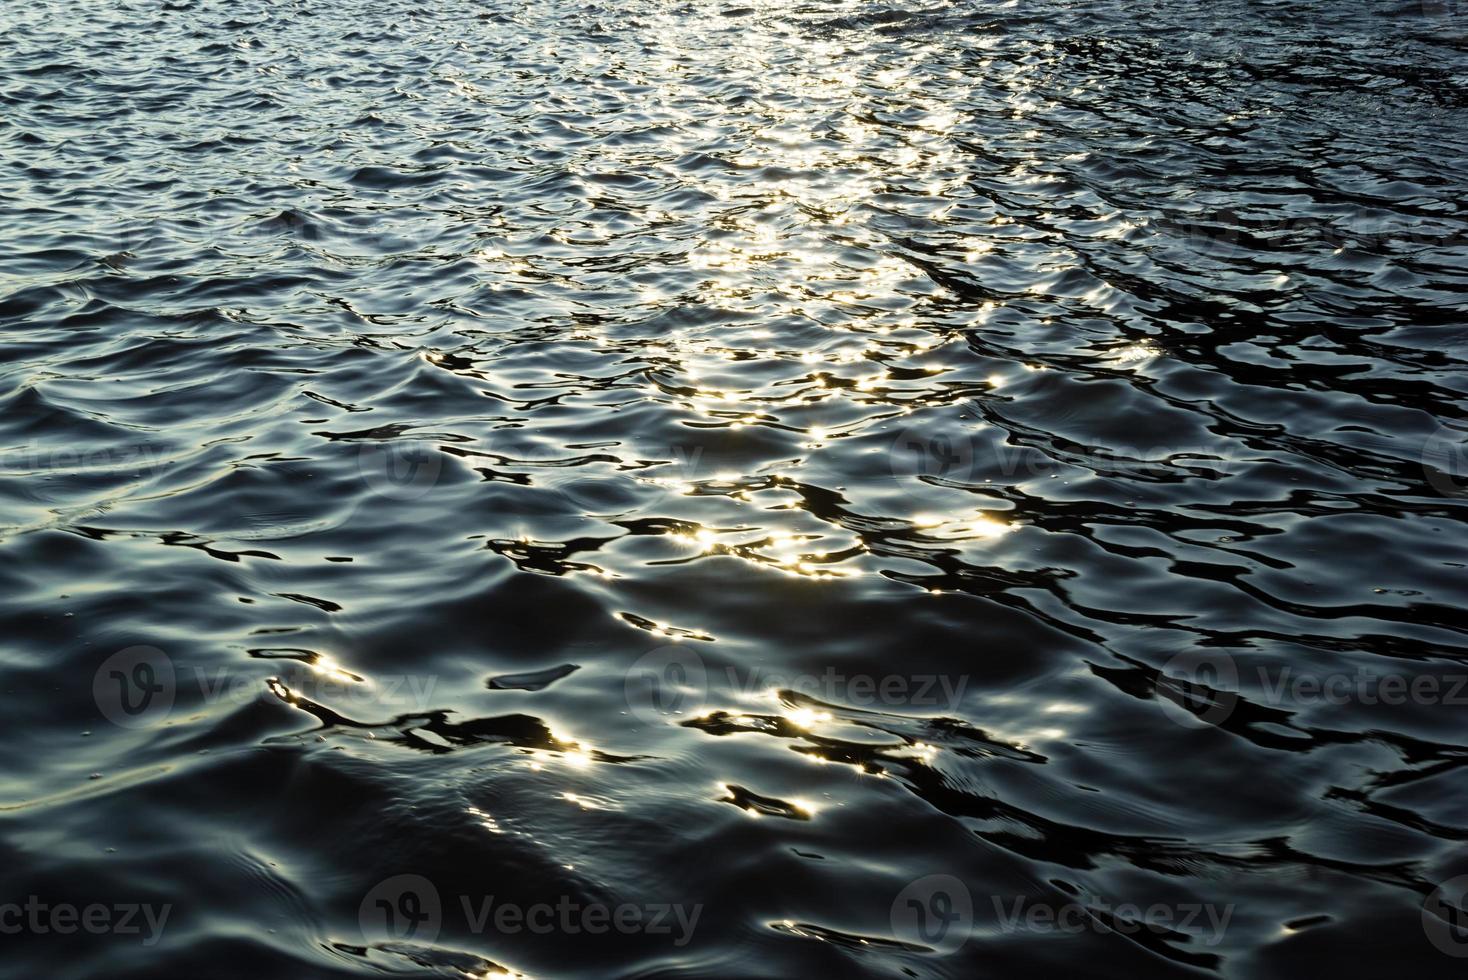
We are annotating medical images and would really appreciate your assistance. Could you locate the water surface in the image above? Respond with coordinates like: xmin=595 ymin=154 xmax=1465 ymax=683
xmin=4 ymin=0 xmax=1468 ymax=977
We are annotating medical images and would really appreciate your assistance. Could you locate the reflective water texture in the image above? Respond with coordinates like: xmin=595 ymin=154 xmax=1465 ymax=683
xmin=4 ymin=0 xmax=1468 ymax=977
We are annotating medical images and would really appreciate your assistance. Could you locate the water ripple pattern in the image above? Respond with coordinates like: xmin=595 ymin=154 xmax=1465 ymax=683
xmin=3 ymin=0 xmax=1468 ymax=977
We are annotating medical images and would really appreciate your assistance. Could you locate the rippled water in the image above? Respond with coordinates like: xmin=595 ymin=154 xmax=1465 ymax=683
xmin=5 ymin=0 xmax=1468 ymax=976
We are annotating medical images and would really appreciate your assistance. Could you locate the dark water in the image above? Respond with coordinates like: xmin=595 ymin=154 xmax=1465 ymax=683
xmin=4 ymin=0 xmax=1468 ymax=976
